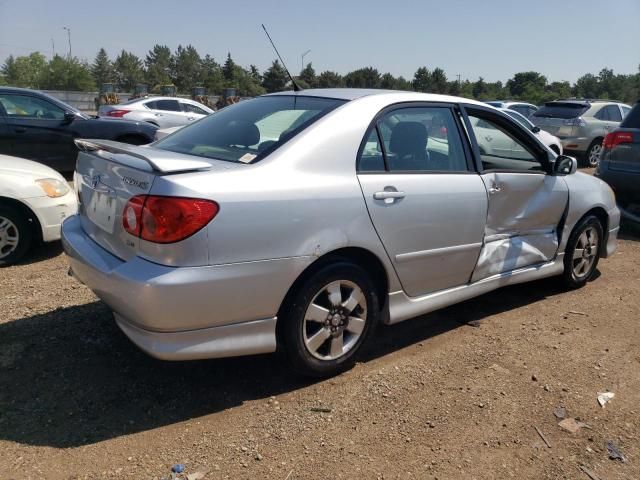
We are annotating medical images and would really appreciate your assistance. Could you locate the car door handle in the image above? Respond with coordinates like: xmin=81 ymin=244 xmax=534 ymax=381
xmin=187 ymin=116 xmax=195 ymax=121
xmin=373 ymin=190 xmax=406 ymax=203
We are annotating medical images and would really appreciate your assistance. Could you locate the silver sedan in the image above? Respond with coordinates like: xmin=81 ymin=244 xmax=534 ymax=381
xmin=98 ymin=96 xmax=213 ymax=128
xmin=63 ymin=89 xmax=620 ymax=377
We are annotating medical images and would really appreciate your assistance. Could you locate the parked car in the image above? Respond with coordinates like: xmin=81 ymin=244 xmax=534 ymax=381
xmin=0 ymin=154 xmax=77 ymax=265
xmin=499 ymin=108 xmax=563 ymax=154
xmin=154 ymin=125 xmax=184 ymax=141
xmin=485 ymin=101 xmax=538 ymax=118
xmin=595 ymin=100 xmax=640 ymax=223
xmin=62 ymin=89 xmax=620 ymax=377
xmin=0 ymin=87 xmax=157 ymax=172
xmin=531 ymin=99 xmax=632 ymax=167
xmin=99 ymin=96 xmax=214 ymax=129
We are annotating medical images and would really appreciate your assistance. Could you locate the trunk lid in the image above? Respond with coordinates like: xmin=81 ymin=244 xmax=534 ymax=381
xmin=74 ymin=139 xmax=212 ymax=260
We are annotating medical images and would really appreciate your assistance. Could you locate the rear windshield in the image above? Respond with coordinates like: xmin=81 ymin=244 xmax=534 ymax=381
xmin=621 ymin=103 xmax=640 ymax=129
xmin=154 ymin=95 xmax=346 ymax=163
xmin=533 ymin=103 xmax=589 ymax=119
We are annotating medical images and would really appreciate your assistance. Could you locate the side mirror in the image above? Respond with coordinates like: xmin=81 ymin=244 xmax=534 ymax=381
xmin=531 ymin=125 xmax=541 ymax=133
xmin=62 ymin=112 xmax=77 ymax=124
xmin=554 ymin=155 xmax=578 ymax=175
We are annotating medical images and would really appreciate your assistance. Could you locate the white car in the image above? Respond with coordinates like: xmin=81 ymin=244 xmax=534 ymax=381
xmin=500 ymin=108 xmax=563 ymax=155
xmin=0 ymin=155 xmax=77 ymax=265
xmin=99 ymin=97 xmax=214 ymax=129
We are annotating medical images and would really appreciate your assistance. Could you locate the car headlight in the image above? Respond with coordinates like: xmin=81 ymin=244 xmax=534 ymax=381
xmin=35 ymin=178 xmax=70 ymax=198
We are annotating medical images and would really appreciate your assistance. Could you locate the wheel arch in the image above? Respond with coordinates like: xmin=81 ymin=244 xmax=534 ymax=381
xmin=0 ymin=196 xmax=43 ymax=244
xmin=276 ymin=247 xmax=390 ymax=339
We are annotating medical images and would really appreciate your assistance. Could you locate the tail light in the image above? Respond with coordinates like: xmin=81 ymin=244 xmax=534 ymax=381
xmin=563 ymin=117 xmax=586 ymax=127
xmin=603 ymin=131 xmax=634 ymax=149
xmin=123 ymin=195 xmax=219 ymax=244
xmin=105 ymin=109 xmax=130 ymax=118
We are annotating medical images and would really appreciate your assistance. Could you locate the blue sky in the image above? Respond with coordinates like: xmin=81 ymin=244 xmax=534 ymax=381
xmin=1 ymin=0 xmax=638 ymax=83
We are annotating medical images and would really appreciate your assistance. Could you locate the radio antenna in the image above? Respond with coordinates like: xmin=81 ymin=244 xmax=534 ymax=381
xmin=261 ymin=24 xmax=302 ymax=92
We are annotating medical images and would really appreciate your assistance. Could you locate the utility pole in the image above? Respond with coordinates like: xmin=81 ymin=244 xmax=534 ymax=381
xmin=51 ymin=38 xmax=55 ymax=57
xmin=301 ymin=49 xmax=311 ymax=73
xmin=63 ymin=26 xmax=71 ymax=58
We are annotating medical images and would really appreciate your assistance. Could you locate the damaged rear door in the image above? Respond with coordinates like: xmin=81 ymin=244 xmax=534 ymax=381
xmin=463 ymin=106 xmax=568 ymax=281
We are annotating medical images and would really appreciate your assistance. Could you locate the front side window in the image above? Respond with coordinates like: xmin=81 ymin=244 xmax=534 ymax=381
xmin=367 ymin=106 xmax=468 ymax=172
xmin=155 ymin=95 xmax=346 ymax=163
xmin=468 ymin=113 xmax=543 ymax=172
xmin=182 ymin=103 xmax=208 ymax=115
xmin=0 ymin=94 xmax=65 ymax=119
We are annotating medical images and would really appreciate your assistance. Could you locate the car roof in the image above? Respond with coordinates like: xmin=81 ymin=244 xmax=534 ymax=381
xmin=264 ymin=88 xmax=489 ymax=106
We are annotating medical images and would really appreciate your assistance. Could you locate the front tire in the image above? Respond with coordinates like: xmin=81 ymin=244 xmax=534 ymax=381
xmin=562 ymin=215 xmax=603 ymax=288
xmin=0 ymin=205 xmax=33 ymax=267
xmin=280 ymin=262 xmax=380 ymax=377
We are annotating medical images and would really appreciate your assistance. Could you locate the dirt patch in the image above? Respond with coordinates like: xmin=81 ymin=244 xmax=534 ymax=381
xmin=1 ymin=233 xmax=639 ymax=479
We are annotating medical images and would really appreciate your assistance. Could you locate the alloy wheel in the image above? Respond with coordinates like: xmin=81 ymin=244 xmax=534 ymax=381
xmin=0 ymin=216 xmax=20 ymax=260
xmin=303 ymin=280 xmax=368 ymax=361
xmin=572 ymin=226 xmax=599 ymax=279
xmin=588 ymin=143 xmax=602 ymax=166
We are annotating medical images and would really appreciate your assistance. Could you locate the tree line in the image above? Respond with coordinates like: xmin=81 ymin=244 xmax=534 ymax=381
xmin=1 ymin=45 xmax=638 ymax=105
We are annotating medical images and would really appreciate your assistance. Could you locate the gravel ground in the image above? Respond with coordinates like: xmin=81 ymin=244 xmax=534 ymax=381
xmin=1 ymin=226 xmax=639 ymax=479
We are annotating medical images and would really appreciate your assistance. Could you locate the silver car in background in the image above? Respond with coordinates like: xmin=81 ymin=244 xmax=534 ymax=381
xmin=485 ymin=100 xmax=539 ymax=118
xmin=63 ymin=89 xmax=620 ymax=377
xmin=98 ymin=96 xmax=214 ymax=128
xmin=531 ymin=100 xmax=632 ymax=167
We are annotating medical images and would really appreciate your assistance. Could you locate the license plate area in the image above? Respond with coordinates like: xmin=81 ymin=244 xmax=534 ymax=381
xmin=86 ymin=189 xmax=117 ymax=233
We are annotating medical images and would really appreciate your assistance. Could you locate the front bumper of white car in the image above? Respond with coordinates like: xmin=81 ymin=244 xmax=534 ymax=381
xmin=23 ymin=189 xmax=78 ymax=242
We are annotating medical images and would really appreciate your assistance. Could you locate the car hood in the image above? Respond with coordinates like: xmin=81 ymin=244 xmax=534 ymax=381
xmin=0 ymin=154 xmax=65 ymax=180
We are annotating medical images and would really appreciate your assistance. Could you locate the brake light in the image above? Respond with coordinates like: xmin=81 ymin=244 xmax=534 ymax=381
xmin=122 ymin=195 xmax=219 ymax=243
xmin=603 ymin=131 xmax=634 ymax=149
xmin=106 ymin=109 xmax=130 ymax=118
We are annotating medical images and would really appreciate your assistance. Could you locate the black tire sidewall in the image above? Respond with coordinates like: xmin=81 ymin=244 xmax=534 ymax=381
xmin=281 ymin=262 xmax=380 ymax=377
xmin=563 ymin=215 xmax=603 ymax=288
xmin=0 ymin=205 xmax=32 ymax=267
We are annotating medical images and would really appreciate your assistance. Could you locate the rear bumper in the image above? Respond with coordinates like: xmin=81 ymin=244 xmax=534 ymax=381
xmin=559 ymin=136 xmax=592 ymax=153
xmin=62 ymin=214 xmax=311 ymax=359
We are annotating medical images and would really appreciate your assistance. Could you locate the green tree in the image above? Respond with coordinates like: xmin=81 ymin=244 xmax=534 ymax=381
xmin=237 ymin=67 xmax=265 ymax=96
xmin=145 ymin=44 xmax=172 ymax=91
xmin=472 ymin=77 xmax=487 ymax=98
xmin=113 ymin=50 xmax=144 ymax=91
xmin=91 ymin=48 xmax=114 ymax=88
xmin=574 ymin=73 xmax=599 ymax=99
xmin=412 ymin=67 xmax=432 ymax=92
xmin=40 ymin=55 xmax=95 ymax=91
xmin=344 ymin=67 xmax=381 ymax=88
xmin=262 ymin=60 xmax=288 ymax=93
xmin=299 ymin=62 xmax=317 ymax=88
xmin=317 ymin=70 xmax=344 ymax=88
xmin=1 ymin=52 xmax=47 ymax=88
xmin=202 ymin=54 xmax=224 ymax=94
xmin=222 ymin=53 xmax=237 ymax=83
xmin=171 ymin=45 xmax=203 ymax=93
xmin=431 ymin=67 xmax=448 ymax=94
xmin=507 ymin=71 xmax=547 ymax=98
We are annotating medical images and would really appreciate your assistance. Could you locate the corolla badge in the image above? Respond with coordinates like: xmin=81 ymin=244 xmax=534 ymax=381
xmin=121 ymin=175 xmax=149 ymax=189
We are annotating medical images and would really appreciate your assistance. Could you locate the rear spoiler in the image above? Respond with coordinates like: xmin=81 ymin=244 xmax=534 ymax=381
xmin=75 ymin=139 xmax=212 ymax=173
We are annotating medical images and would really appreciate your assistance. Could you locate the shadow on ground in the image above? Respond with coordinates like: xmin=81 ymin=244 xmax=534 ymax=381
xmin=0 ymin=276 xmax=568 ymax=448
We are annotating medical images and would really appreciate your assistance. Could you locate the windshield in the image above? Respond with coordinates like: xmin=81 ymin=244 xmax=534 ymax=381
xmin=154 ymin=95 xmax=346 ymax=163
xmin=533 ymin=103 xmax=589 ymax=119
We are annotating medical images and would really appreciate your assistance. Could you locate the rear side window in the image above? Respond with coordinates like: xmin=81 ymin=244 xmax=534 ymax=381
xmin=358 ymin=106 xmax=469 ymax=173
xmin=155 ymin=100 xmax=181 ymax=112
xmin=155 ymin=95 xmax=346 ymax=163
xmin=621 ymin=103 xmax=640 ymax=128
xmin=606 ymin=105 xmax=622 ymax=122
xmin=144 ymin=101 xmax=157 ymax=109
xmin=533 ymin=103 xmax=589 ymax=119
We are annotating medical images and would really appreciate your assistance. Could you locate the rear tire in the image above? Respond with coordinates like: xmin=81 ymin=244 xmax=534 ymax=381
xmin=584 ymin=138 xmax=603 ymax=167
xmin=280 ymin=262 xmax=380 ymax=377
xmin=0 ymin=205 xmax=33 ymax=267
xmin=562 ymin=215 xmax=603 ymax=289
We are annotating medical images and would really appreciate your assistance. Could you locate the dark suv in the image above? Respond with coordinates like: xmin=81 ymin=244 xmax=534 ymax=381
xmin=0 ymin=87 xmax=157 ymax=172
xmin=596 ymin=101 xmax=640 ymax=223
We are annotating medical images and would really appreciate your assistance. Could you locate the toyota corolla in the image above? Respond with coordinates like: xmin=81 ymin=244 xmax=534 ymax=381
xmin=62 ymin=89 xmax=620 ymax=377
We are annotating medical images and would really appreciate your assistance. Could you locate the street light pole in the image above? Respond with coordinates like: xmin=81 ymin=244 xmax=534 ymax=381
xmin=301 ymin=49 xmax=311 ymax=73
xmin=63 ymin=26 xmax=71 ymax=58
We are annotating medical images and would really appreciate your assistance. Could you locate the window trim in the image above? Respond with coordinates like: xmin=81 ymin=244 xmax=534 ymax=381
xmin=356 ymin=101 xmax=476 ymax=175
xmin=460 ymin=104 xmax=554 ymax=175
